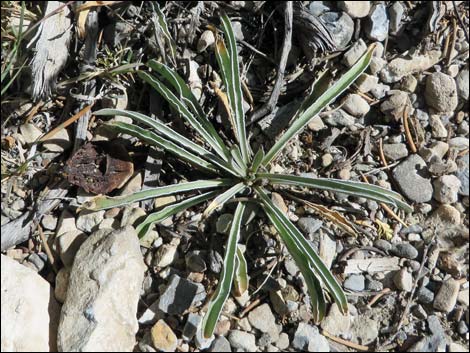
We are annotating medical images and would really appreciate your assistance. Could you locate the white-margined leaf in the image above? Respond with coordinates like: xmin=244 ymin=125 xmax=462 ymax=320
xmin=262 ymin=45 xmax=376 ymax=166
xmin=202 ymin=202 xmax=246 ymax=338
xmin=258 ymin=173 xmax=412 ymax=213
xmin=81 ymin=179 xmax=233 ymax=211
xmin=256 ymin=186 xmax=347 ymax=319
xmin=107 ymin=121 xmax=220 ymax=173
xmin=136 ymin=191 xmax=219 ymax=239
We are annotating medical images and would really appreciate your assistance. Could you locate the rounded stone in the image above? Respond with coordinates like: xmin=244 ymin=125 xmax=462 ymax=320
xmin=425 ymin=72 xmax=458 ymax=112
xmin=433 ymin=175 xmax=461 ymax=204
xmin=338 ymin=1 xmax=371 ymax=18
xmin=342 ymin=94 xmax=370 ymax=116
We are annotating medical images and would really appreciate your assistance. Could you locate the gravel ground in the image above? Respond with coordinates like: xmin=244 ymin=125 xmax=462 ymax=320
xmin=1 ymin=1 xmax=469 ymax=352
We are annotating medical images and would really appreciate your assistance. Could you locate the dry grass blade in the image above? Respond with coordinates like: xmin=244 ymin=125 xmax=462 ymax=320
xmin=286 ymin=192 xmax=358 ymax=237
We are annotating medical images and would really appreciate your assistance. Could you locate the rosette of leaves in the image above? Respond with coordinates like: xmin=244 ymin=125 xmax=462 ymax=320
xmin=83 ymin=14 xmax=412 ymax=339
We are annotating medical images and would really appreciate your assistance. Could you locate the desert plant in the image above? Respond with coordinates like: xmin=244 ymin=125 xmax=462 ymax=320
xmin=83 ymin=14 xmax=412 ymax=339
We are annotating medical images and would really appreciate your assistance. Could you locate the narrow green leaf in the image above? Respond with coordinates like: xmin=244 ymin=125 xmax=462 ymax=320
xmin=256 ymin=186 xmax=348 ymax=316
xmin=136 ymin=191 xmax=219 ymax=239
xmin=146 ymin=59 xmax=231 ymax=161
xmin=215 ymin=14 xmax=250 ymax=163
xmin=81 ymin=179 xmax=233 ymax=211
xmin=153 ymin=3 xmax=176 ymax=65
xmin=95 ymin=109 xmax=240 ymax=177
xmin=260 ymin=191 xmax=327 ymax=321
xmin=230 ymin=145 xmax=247 ymax=173
xmin=203 ymin=182 xmax=247 ymax=218
xmin=233 ymin=246 xmax=249 ymax=296
xmin=202 ymin=202 xmax=246 ymax=339
xmin=258 ymin=173 xmax=412 ymax=213
xmin=107 ymin=121 xmax=219 ymax=173
xmin=262 ymin=44 xmax=376 ymax=166
xmin=138 ymin=71 xmax=229 ymax=162
xmin=250 ymin=148 xmax=265 ymax=173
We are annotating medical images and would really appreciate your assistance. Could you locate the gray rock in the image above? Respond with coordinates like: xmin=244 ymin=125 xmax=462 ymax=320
xmin=382 ymin=143 xmax=408 ymax=161
xmin=391 ymin=243 xmax=418 ymax=259
xmin=456 ymin=68 xmax=469 ymax=101
xmin=320 ymin=303 xmax=352 ymax=337
xmin=455 ymin=154 xmax=469 ymax=196
xmin=400 ymin=74 xmax=418 ymax=92
xmin=412 ymin=304 xmax=428 ymax=320
xmin=183 ymin=313 xmax=202 ymax=341
xmin=186 ymin=252 xmax=207 ymax=272
xmin=409 ymin=335 xmax=446 ymax=352
xmin=370 ymin=82 xmax=390 ymax=99
xmin=209 ymin=250 xmax=223 ymax=273
xmin=433 ymin=175 xmax=461 ymax=204
xmin=308 ymin=333 xmax=330 ymax=352
xmin=27 ymin=252 xmax=46 ymax=272
xmin=293 ymin=323 xmax=324 ymax=350
xmin=394 ymin=268 xmax=413 ymax=292
xmin=374 ymin=239 xmax=392 ymax=252
xmin=417 ymin=286 xmax=435 ymax=305
xmin=56 ymin=230 xmax=87 ymax=268
xmin=369 ymin=56 xmax=387 ymax=75
xmin=401 ymin=224 xmax=423 ymax=235
xmin=419 ymin=141 xmax=449 ymax=162
xmin=351 ymin=317 xmax=379 ymax=345
xmin=210 ymin=336 xmax=231 ymax=352
xmin=366 ymin=278 xmax=384 ymax=291
xmin=257 ymin=333 xmax=272 ymax=347
xmin=284 ymin=257 xmax=300 ymax=276
xmin=433 ymin=279 xmax=460 ymax=313
xmin=429 ymin=115 xmax=448 ymax=138
xmin=389 ymin=1 xmax=404 ymax=34
xmin=392 ymin=154 xmax=433 ymax=203
xmin=320 ymin=12 xmax=354 ymax=48
xmin=449 ymin=136 xmax=470 ymax=150
xmin=248 ymin=304 xmax=279 ymax=340
xmin=428 ymin=315 xmax=445 ymax=337
xmin=356 ymin=73 xmax=379 ymax=93
xmin=153 ymin=243 xmax=178 ymax=268
xmin=409 ymin=316 xmax=447 ymax=352
xmin=297 ymin=217 xmax=323 ymax=238
xmin=275 ymin=332 xmax=290 ymax=350
xmin=228 ymin=330 xmax=257 ymax=351
xmin=57 ymin=226 xmax=145 ymax=351
xmin=449 ymin=342 xmax=468 ymax=352
xmin=342 ymin=94 xmax=370 ymax=116
xmin=76 ymin=209 xmax=105 ymax=233
xmin=54 ymin=267 xmax=70 ymax=304
xmin=342 ymin=39 xmax=368 ymax=67
xmin=366 ymin=3 xmax=389 ymax=41
xmin=158 ymin=274 xmax=205 ymax=315
xmin=381 ymin=50 xmax=441 ymax=83
xmin=338 ymin=1 xmax=370 ymax=18
xmin=380 ymin=90 xmax=410 ymax=121
xmin=344 ymin=274 xmax=365 ymax=291
xmin=1 ymin=255 xmax=60 ymax=352
xmin=425 ymin=72 xmax=458 ymax=112
xmin=41 ymin=214 xmax=58 ymax=230
xmin=457 ymin=321 xmax=468 ymax=335
xmin=308 ymin=1 xmax=331 ymax=16
xmin=323 ymin=109 xmax=356 ymax=127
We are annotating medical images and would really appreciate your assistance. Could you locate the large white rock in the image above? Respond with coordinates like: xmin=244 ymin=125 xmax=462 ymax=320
xmin=1 ymin=255 xmax=60 ymax=352
xmin=57 ymin=226 xmax=145 ymax=351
